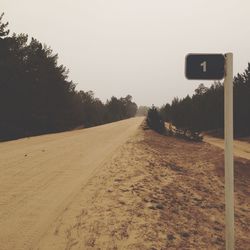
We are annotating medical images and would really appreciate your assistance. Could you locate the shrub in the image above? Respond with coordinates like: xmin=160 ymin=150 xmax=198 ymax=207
xmin=146 ymin=106 xmax=166 ymax=134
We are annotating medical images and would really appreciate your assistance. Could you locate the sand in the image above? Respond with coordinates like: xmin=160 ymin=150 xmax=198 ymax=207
xmin=0 ymin=118 xmax=249 ymax=249
xmin=38 ymin=124 xmax=249 ymax=249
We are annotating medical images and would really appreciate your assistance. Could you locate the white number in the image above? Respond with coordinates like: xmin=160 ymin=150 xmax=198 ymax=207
xmin=200 ymin=61 xmax=207 ymax=72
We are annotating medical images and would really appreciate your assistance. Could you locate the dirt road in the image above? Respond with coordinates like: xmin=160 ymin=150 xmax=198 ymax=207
xmin=204 ymin=135 xmax=250 ymax=160
xmin=0 ymin=117 xmax=143 ymax=250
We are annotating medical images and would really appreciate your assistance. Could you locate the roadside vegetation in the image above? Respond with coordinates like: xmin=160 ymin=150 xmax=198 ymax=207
xmin=0 ymin=14 xmax=137 ymax=141
xmin=146 ymin=105 xmax=165 ymax=134
xmin=146 ymin=106 xmax=203 ymax=142
xmin=160 ymin=65 xmax=250 ymax=137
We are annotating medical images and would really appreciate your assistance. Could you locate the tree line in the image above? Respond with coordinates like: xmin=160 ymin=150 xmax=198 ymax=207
xmin=0 ymin=14 xmax=137 ymax=141
xmin=160 ymin=64 xmax=250 ymax=137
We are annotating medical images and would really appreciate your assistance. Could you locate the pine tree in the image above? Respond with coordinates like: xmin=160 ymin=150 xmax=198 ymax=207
xmin=146 ymin=105 xmax=166 ymax=134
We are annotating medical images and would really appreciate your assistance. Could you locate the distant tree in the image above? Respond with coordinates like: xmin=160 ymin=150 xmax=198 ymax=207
xmin=0 ymin=13 xmax=9 ymax=37
xmin=106 ymin=96 xmax=124 ymax=122
xmin=160 ymin=103 xmax=171 ymax=122
xmin=146 ymin=105 xmax=165 ymax=134
xmin=105 ymin=95 xmax=137 ymax=123
xmin=122 ymin=95 xmax=138 ymax=118
xmin=137 ymin=106 xmax=149 ymax=116
xmin=76 ymin=90 xmax=106 ymax=127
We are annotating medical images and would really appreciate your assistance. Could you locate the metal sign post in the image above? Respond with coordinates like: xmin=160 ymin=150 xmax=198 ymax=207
xmin=185 ymin=53 xmax=234 ymax=250
xmin=224 ymin=53 xmax=234 ymax=250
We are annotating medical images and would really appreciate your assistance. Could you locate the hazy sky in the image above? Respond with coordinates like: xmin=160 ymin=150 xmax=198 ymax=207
xmin=2 ymin=0 xmax=250 ymax=106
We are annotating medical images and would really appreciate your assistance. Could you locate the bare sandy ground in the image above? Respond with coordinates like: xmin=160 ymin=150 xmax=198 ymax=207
xmin=37 ymin=123 xmax=249 ymax=250
xmin=204 ymin=135 xmax=250 ymax=160
xmin=0 ymin=117 xmax=143 ymax=250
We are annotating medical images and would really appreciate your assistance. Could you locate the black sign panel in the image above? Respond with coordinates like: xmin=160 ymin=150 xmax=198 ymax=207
xmin=185 ymin=54 xmax=225 ymax=80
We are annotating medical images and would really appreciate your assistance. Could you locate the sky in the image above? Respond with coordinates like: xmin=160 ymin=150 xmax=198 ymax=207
xmin=2 ymin=0 xmax=250 ymax=106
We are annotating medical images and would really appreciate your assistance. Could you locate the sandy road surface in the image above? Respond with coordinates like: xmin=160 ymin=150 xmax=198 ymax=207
xmin=0 ymin=117 xmax=143 ymax=250
xmin=204 ymin=135 xmax=250 ymax=160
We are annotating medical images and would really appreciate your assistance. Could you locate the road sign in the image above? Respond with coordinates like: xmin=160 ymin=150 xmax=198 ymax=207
xmin=185 ymin=54 xmax=225 ymax=80
xmin=185 ymin=52 xmax=234 ymax=250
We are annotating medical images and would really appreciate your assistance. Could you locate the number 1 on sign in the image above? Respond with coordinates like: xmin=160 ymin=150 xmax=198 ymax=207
xmin=201 ymin=61 xmax=207 ymax=72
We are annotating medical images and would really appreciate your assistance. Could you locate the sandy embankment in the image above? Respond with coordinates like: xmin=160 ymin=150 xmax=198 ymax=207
xmin=37 ymin=123 xmax=250 ymax=249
